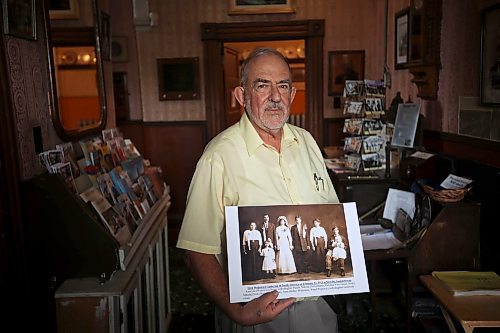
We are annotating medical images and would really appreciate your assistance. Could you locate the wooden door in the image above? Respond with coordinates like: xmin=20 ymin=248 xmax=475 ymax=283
xmin=223 ymin=47 xmax=241 ymax=129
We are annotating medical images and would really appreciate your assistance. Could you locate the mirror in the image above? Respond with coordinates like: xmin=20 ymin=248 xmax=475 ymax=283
xmin=48 ymin=8 xmax=106 ymax=141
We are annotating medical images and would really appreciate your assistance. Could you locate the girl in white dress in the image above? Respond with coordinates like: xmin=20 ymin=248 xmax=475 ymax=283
xmin=275 ymin=216 xmax=297 ymax=274
xmin=261 ymin=238 xmax=276 ymax=278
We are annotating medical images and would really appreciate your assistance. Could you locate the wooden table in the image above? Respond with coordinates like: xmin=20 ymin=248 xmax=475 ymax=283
xmin=420 ymin=275 xmax=500 ymax=333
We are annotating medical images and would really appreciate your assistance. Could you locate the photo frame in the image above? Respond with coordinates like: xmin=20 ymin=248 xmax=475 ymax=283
xmin=227 ymin=0 xmax=295 ymax=15
xmin=328 ymin=50 xmax=365 ymax=96
xmin=391 ymin=103 xmax=421 ymax=148
xmin=2 ymin=0 xmax=36 ymax=40
xmin=48 ymin=0 xmax=80 ymax=20
xmin=99 ymin=11 xmax=111 ymax=61
xmin=111 ymin=36 xmax=128 ymax=62
xmin=157 ymin=57 xmax=200 ymax=101
xmin=480 ymin=4 xmax=500 ymax=106
xmin=395 ymin=8 xmax=409 ymax=69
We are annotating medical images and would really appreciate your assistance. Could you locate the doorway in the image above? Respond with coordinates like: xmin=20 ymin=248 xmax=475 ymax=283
xmin=201 ymin=20 xmax=325 ymax=142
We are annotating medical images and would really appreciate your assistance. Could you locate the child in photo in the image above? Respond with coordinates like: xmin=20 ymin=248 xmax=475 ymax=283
xmin=261 ymin=238 xmax=277 ymax=278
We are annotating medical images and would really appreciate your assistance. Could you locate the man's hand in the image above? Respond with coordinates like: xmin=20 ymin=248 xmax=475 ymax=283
xmin=235 ymin=291 xmax=295 ymax=326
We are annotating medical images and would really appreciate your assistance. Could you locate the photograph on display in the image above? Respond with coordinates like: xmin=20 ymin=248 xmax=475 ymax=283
xmin=391 ymin=103 xmax=421 ymax=148
xmin=343 ymin=101 xmax=364 ymax=116
xmin=362 ymin=119 xmax=384 ymax=135
xmin=362 ymin=152 xmax=384 ymax=171
xmin=364 ymin=80 xmax=386 ymax=97
xmin=344 ymin=137 xmax=363 ymax=154
xmin=328 ymin=50 xmax=365 ymax=96
xmin=343 ymin=118 xmax=363 ymax=135
xmin=225 ymin=203 xmax=369 ymax=303
xmin=344 ymin=80 xmax=365 ymax=97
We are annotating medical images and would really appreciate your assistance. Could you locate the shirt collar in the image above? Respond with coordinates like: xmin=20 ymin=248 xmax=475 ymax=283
xmin=239 ymin=112 xmax=299 ymax=156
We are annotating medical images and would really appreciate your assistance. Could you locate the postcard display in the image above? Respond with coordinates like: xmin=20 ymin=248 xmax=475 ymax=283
xmin=339 ymin=80 xmax=389 ymax=173
xmin=36 ymin=129 xmax=172 ymax=332
xmin=37 ymin=128 xmax=170 ymax=265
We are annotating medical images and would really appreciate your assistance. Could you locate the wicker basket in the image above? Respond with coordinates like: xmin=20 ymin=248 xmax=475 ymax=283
xmin=420 ymin=183 xmax=471 ymax=204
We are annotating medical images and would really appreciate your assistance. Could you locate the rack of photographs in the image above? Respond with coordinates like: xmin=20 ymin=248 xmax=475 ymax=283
xmin=328 ymin=80 xmax=391 ymax=173
xmin=38 ymin=128 xmax=170 ymax=247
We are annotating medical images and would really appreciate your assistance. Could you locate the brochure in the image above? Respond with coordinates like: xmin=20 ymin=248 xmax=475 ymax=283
xmin=225 ymin=203 xmax=369 ymax=303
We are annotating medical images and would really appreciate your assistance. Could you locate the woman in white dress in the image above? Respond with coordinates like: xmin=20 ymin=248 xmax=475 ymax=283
xmin=275 ymin=216 xmax=297 ymax=274
xmin=261 ymin=238 xmax=277 ymax=278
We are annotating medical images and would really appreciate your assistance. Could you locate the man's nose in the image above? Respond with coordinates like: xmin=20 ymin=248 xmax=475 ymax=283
xmin=268 ymin=84 xmax=282 ymax=103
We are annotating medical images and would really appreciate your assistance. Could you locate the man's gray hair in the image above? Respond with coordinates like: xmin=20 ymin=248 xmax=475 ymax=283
xmin=239 ymin=47 xmax=291 ymax=87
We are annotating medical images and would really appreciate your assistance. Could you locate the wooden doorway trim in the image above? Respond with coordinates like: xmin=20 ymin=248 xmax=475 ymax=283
xmin=201 ymin=20 xmax=325 ymax=142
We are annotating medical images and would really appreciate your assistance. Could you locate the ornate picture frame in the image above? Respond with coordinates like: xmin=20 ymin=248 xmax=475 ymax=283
xmin=480 ymin=3 xmax=500 ymax=106
xmin=227 ymin=0 xmax=295 ymax=15
xmin=328 ymin=50 xmax=365 ymax=96
xmin=395 ymin=8 xmax=409 ymax=69
xmin=2 ymin=0 xmax=37 ymax=41
xmin=48 ymin=0 xmax=80 ymax=20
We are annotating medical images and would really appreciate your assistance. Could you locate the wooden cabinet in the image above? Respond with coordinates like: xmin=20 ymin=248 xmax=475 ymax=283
xmin=408 ymin=0 xmax=442 ymax=100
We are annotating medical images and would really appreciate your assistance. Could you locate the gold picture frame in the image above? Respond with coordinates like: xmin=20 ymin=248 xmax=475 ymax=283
xmin=227 ymin=0 xmax=295 ymax=15
xmin=48 ymin=0 xmax=80 ymax=20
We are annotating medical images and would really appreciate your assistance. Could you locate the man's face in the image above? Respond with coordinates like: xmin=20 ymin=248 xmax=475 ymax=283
xmin=295 ymin=217 xmax=302 ymax=224
xmin=264 ymin=215 xmax=269 ymax=223
xmin=242 ymin=54 xmax=296 ymax=132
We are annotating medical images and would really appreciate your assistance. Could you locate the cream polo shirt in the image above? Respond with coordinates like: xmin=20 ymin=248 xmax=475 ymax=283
xmin=176 ymin=112 xmax=339 ymax=263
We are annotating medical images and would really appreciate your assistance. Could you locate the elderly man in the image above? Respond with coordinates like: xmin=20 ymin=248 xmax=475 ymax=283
xmin=176 ymin=47 xmax=340 ymax=332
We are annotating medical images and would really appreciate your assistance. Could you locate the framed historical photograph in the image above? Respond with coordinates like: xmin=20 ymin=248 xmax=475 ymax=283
xmin=111 ymin=36 xmax=128 ymax=62
xmin=225 ymin=203 xmax=369 ymax=303
xmin=328 ymin=50 xmax=365 ymax=96
xmin=157 ymin=57 xmax=200 ymax=101
xmin=395 ymin=8 xmax=409 ymax=69
xmin=480 ymin=4 xmax=500 ymax=106
xmin=48 ymin=0 xmax=80 ymax=20
xmin=99 ymin=11 xmax=111 ymax=61
xmin=2 ymin=0 xmax=36 ymax=40
xmin=227 ymin=0 xmax=295 ymax=15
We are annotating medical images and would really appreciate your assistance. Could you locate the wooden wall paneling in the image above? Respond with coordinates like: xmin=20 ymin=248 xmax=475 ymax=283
xmin=423 ymin=130 xmax=500 ymax=169
xmin=323 ymin=118 xmax=346 ymax=148
xmin=117 ymin=121 xmax=146 ymax=158
xmin=142 ymin=122 xmax=208 ymax=225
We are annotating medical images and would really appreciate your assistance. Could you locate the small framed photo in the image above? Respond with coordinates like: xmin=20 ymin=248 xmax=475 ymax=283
xmin=227 ymin=0 xmax=295 ymax=15
xmin=157 ymin=57 xmax=200 ymax=101
xmin=48 ymin=0 xmax=80 ymax=20
xmin=2 ymin=0 xmax=36 ymax=41
xmin=111 ymin=36 xmax=128 ymax=62
xmin=480 ymin=4 xmax=500 ymax=106
xmin=394 ymin=8 xmax=409 ymax=69
xmin=328 ymin=50 xmax=365 ymax=96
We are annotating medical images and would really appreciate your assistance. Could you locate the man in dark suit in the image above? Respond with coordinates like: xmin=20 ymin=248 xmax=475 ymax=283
xmin=290 ymin=215 xmax=310 ymax=274
xmin=260 ymin=214 xmax=276 ymax=248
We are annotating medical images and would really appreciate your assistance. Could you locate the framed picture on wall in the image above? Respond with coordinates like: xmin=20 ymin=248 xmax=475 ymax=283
xmin=227 ymin=0 xmax=295 ymax=15
xmin=328 ymin=50 xmax=365 ymax=96
xmin=2 ymin=0 xmax=37 ymax=40
xmin=480 ymin=4 xmax=500 ymax=106
xmin=157 ymin=57 xmax=200 ymax=101
xmin=48 ymin=0 xmax=80 ymax=20
xmin=395 ymin=8 xmax=409 ymax=69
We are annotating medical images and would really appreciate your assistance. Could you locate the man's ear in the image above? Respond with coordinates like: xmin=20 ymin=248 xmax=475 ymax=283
xmin=234 ymin=86 xmax=245 ymax=107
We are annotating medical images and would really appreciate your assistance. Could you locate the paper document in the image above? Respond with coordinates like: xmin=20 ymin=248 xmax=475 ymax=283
xmin=383 ymin=188 xmax=415 ymax=223
xmin=440 ymin=174 xmax=473 ymax=190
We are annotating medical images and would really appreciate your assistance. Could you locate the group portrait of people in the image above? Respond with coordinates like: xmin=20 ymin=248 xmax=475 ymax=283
xmin=240 ymin=212 xmax=351 ymax=283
